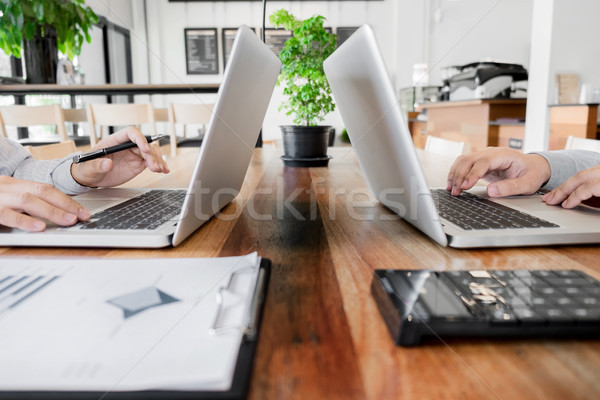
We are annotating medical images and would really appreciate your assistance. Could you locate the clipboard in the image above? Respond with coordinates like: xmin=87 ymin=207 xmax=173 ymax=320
xmin=0 ymin=257 xmax=271 ymax=400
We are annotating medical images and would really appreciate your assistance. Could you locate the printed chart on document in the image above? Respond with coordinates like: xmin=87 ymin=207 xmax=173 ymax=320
xmin=0 ymin=253 xmax=261 ymax=391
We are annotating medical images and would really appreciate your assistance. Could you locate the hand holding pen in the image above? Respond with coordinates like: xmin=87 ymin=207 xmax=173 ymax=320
xmin=73 ymin=133 xmax=165 ymax=164
xmin=70 ymin=126 xmax=170 ymax=189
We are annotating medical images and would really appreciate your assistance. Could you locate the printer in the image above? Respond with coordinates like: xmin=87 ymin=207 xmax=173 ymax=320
xmin=441 ymin=61 xmax=528 ymax=101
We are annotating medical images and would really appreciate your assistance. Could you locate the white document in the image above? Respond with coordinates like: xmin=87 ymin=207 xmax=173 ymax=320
xmin=0 ymin=253 xmax=261 ymax=392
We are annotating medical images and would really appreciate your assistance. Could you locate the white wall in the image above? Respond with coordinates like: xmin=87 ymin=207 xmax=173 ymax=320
xmin=139 ymin=0 xmax=397 ymax=140
xmin=425 ymin=0 xmax=532 ymax=86
xmin=78 ymin=0 xmax=136 ymax=108
xmin=550 ymin=0 xmax=600 ymax=97
xmin=394 ymin=1 xmax=428 ymax=90
xmin=84 ymin=0 xmax=135 ymax=29
xmin=143 ymin=1 xmax=395 ymax=84
xmin=524 ymin=0 xmax=600 ymax=151
xmin=137 ymin=0 xmax=536 ymax=140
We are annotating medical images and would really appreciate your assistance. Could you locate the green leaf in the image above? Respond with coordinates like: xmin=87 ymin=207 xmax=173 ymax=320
xmin=0 ymin=0 xmax=98 ymax=60
xmin=32 ymin=2 xmax=43 ymax=20
xmin=23 ymin=20 xmax=35 ymax=39
xmin=269 ymin=9 xmax=337 ymax=125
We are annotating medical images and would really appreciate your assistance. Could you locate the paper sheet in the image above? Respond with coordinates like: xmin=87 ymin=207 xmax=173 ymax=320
xmin=0 ymin=253 xmax=260 ymax=391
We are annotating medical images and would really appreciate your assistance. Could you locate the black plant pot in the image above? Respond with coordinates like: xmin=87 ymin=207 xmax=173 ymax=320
xmin=281 ymin=125 xmax=332 ymax=167
xmin=23 ymin=26 xmax=58 ymax=84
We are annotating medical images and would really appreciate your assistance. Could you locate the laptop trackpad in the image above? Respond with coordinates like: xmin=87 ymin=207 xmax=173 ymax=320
xmin=77 ymin=200 xmax=122 ymax=213
xmin=495 ymin=196 xmax=549 ymax=212
xmin=73 ymin=188 xmax=149 ymax=213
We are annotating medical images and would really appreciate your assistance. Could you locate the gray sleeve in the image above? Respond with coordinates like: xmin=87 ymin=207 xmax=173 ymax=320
xmin=0 ymin=137 xmax=91 ymax=195
xmin=534 ymin=150 xmax=600 ymax=190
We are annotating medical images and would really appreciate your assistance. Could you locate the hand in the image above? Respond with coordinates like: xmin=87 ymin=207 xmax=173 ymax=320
xmin=0 ymin=176 xmax=91 ymax=232
xmin=446 ymin=147 xmax=551 ymax=197
xmin=542 ymin=165 xmax=600 ymax=208
xmin=71 ymin=126 xmax=170 ymax=188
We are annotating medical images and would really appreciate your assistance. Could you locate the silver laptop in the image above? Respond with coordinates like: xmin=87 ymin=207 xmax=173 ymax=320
xmin=0 ymin=26 xmax=281 ymax=248
xmin=324 ymin=25 xmax=600 ymax=248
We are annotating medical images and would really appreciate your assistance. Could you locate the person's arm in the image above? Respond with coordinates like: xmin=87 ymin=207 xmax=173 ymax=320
xmin=534 ymin=150 xmax=600 ymax=190
xmin=0 ymin=176 xmax=91 ymax=231
xmin=447 ymin=147 xmax=600 ymax=208
xmin=0 ymin=127 xmax=168 ymax=231
xmin=0 ymin=137 xmax=90 ymax=195
xmin=2 ymin=127 xmax=169 ymax=192
xmin=536 ymin=150 xmax=600 ymax=208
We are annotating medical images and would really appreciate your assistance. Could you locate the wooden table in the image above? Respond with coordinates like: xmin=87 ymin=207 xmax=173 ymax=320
xmin=2 ymin=147 xmax=599 ymax=400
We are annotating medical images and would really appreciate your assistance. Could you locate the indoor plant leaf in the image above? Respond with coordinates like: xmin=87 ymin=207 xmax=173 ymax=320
xmin=270 ymin=9 xmax=337 ymax=127
xmin=0 ymin=0 xmax=98 ymax=60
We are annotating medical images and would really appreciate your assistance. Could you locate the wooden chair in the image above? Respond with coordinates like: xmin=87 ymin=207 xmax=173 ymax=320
xmin=0 ymin=104 xmax=69 ymax=142
xmin=425 ymin=135 xmax=470 ymax=158
xmin=167 ymin=103 xmax=214 ymax=157
xmin=62 ymin=107 xmax=90 ymax=150
xmin=63 ymin=108 xmax=87 ymax=125
xmin=154 ymin=107 xmax=169 ymax=123
xmin=86 ymin=103 xmax=156 ymax=147
xmin=24 ymin=140 xmax=77 ymax=160
xmin=564 ymin=135 xmax=600 ymax=153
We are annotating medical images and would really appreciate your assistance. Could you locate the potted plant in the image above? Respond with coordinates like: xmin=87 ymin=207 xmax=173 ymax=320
xmin=0 ymin=0 xmax=98 ymax=83
xmin=269 ymin=9 xmax=337 ymax=167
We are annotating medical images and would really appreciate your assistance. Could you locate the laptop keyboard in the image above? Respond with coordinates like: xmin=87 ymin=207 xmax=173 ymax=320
xmin=78 ymin=189 xmax=186 ymax=230
xmin=430 ymin=189 xmax=559 ymax=230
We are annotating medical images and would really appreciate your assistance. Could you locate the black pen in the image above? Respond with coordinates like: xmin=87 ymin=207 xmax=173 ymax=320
xmin=72 ymin=134 xmax=165 ymax=164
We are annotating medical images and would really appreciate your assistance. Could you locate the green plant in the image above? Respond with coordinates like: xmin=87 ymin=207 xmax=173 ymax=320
xmin=340 ymin=128 xmax=350 ymax=143
xmin=269 ymin=9 xmax=337 ymax=126
xmin=0 ymin=0 xmax=98 ymax=60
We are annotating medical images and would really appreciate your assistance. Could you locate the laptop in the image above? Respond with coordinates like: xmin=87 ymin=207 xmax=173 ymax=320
xmin=0 ymin=25 xmax=281 ymax=248
xmin=323 ymin=25 xmax=600 ymax=248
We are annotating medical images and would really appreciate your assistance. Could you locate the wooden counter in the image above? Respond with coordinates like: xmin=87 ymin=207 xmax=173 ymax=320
xmin=420 ymin=99 xmax=527 ymax=151
xmin=489 ymin=120 xmax=526 ymax=150
xmin=407 ymin=111 xmax=428 ymax=149
xmin=549 ymin=103 xmax=599 ymax=150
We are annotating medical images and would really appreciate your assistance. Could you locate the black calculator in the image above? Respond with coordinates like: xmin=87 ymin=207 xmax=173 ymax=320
xmin=372 ymin=269 xmax=600 ymax=346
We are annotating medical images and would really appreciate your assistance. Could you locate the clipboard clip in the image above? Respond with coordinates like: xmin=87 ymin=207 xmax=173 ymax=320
xmin=208 ymin=264 xmax=266 ymax=341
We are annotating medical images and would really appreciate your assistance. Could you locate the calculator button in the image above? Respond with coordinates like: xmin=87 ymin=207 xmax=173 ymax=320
xmin=562 ymin=287 xmax=583 ymax=295
xmin=583 ymin=286 xmax=600 ymax=296
xmin=488 ymin=306 xmax=518 ymax=325
xmin=536 ymin=307 xmax=573 ymax=322
xmin=579 ymin=297 xmax=598 ymax=306
xmin=572 ymin=308 xmax=600 ymax=321
xmin=554 ymin=297 xmax=575 ymax=306
xmin=512 ymin=307 xmax=546 ymax=324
